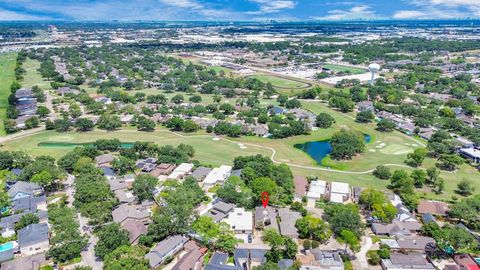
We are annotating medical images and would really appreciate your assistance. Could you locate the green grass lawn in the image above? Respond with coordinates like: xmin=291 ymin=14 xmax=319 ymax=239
xmin=22 ymin=58 xmax=52 ymax=90
xmin=322 ymin=64 xmax=366 ymax=74
xmin=248 ymin=74 xmax=311 ymax=89
xmin=0 ymin=52 xmax=17 ymax=136
xmin=0 ymin=129 xmax=271 ymax=167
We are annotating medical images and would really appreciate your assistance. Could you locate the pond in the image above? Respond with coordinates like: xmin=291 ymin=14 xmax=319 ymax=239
xmin=294 ymin=134 xmax=371 ymax=166
xmin=37 ymin=141 xmax=135 ymax=148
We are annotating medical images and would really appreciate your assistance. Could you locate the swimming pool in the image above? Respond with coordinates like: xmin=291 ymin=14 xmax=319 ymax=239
xmin=0 ymin=242 xmax=13 ymax=252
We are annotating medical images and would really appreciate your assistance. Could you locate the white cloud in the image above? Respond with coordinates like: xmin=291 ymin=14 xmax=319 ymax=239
xmin=314 ymin=5 xmax=376 ymax=20
xmin=393 ymin=10 xmax=427 ymax=19
xmin=397 ymin=0 xmax=480 ymax=18
xmin=246 ymin=0 xmax=296 ymax=14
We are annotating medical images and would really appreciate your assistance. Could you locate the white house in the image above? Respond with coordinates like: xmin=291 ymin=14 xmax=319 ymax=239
xmin=224 ymin=208 xmax=253 ymax=240
xmin=329 ymin=182 xmax=350 ymax=203
xmin=202 ymin=165 xmax=233 ymax=189
xmin=167 ymin=163 xmax=194 ymax=180
xmin=307 ymin=180 xmax=327 ymax=200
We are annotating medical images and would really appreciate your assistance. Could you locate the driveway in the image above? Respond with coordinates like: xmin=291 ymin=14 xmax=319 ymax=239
xmin=356 ymin=236 xmax=372 ymax=270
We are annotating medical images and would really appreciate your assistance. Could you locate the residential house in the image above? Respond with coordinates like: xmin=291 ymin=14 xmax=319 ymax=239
xmin=356 ymin=101 xmax=374 ymax=112
xmin=352 ymin=187 xmax=362 ymax=203
xmin=293 ymin=176 xmax=308 ymax=202
xmin=329 ymin=182 xmax=350 ymax=203
xmin=167 ymin=163 xmax=194 ymax=180
xmin=122 ymin=219 xmax=147 ymax=244
xmin=15 ymin=89 xmax=33 ymax=99
xmin=11 ymin=195 xmax=47 ymax=213
xmin=381 ymin=236 xmax=435 ymax=252
xmin=381 ymin=253 xmax=435 ymax=270
xmin=56 ymin=86 xmax=80 ymax=96
xmin=417 ymin=200 xmax=449 ymax=216
xmin=1 ymin=252 xmax=47 ymax=270
xmin=204 ymin=201 xmax=235 ymax=223
xmin=121 ymin=114 xmax=135 ymax=124
xmin=459 ymin=148 xmax=480 ymax=164
xmin=112 ymin=204 xmax=151 ymax=225
xmin=191 ymin=167 xmax=213 ymax=181
xmin=372 ymin=221 xmax=422 ymax=236
xmin=268 ymin=106 xmax=286 ymax=116
xmin=18 ymin=223 xmax=49 ymax=255
xmin=145 ymin=235 xmax=189 ymax=269
xmin=234 ymin=248 xmax=268 ymax=270
xmin=307 ymin=180 xmax=326 ymax=201
xmin=115 ymin=189 xmax=136 ymax=204
xmin=149 ymin=163 xmax=176 ymax=178
xmin=172 ymin=241 xmax=207 ymax=270
xmin=205 ymin=252 xmax=243 ymax=270
xmin=421 ymin=213 xmax=437 ymax=225
xmin=203 ymin=165 xmax=232 ymax=189
xmin=224 ymin=208 xmax=253 ymax=237
xmin=251 ymin=125 xmax=269 ymax=137
xmin=277 ymin=208 xmax=301 ymax=238
xmin=7 ymin=181 xmax=43 ymax=201
xmin=297 ymin=250 xmax=344 ymax=270
xmin=108 ymin=174 xmax=135 ymax=191
xmin=15 ymin=99 xmax=37 ymax=116
xmin=95 ymin=153 xmax=116 ymax=167
xmin=255 ymin=206 xmax=279 ymax=230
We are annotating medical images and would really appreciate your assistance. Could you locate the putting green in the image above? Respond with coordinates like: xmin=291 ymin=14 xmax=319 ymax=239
xmin=379 ymin=144 xmax=414 ymax=155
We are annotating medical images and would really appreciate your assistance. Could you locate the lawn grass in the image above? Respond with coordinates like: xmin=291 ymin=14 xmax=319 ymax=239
xmin=0 ymin=129 xmax=271 ymax=167
xmin=21 ymin=58 xmax=52 ymax=90
xmin=248 ymin=74 xmax=310 ymax=89
xmin=322 ymin=64 xmax=366 ymax=74
xmin=0 ymin=52 xmax=17 ymax=136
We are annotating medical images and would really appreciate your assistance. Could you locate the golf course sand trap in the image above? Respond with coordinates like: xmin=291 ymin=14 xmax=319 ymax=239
xmin=379 ymin=144 xmax=414 ymax=155
xmin=212 ymin=137 xmax=220 ymax=141
xmin=238 ymin=143 xmax=247 ymax=149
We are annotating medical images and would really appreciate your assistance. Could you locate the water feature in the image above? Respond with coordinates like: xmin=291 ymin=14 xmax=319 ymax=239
xmin=37 ymin=142 xmax=135 ymax=148
xmin=294 ymin=134 xmax=371 ymax=165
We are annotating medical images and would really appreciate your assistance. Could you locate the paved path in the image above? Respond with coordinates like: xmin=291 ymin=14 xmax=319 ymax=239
xmin=356 ymin=236 xmax=373 ymax=270
xmin=65 ymin=174 xmax=103 ymax=270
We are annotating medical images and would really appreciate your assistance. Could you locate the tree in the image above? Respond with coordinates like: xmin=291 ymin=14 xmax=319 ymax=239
xmin=25 ymin=116 xmax=39 ymax=129
xmin=373 ymin=165 xmax=391 ymax=180
xmin=15 ymin=213 xmax=39 ymax=231
xmin=426 ymin=167 xmax=440 ymax=185
xmin=189 ymin=95 xmax=202 ymax=103
xmin=316 ymin=113 xmax=335 ymax=128
xmin=437 ymin=154 xmax=463 ymax=171
xmin=94 ymin=223 xmax=130 ymax=259
xmin=137 ymin=116 xmax=155 ymax=132
xmin=295 ymin=215 xmax=332 ymax=243
xmin=456 ymin=178 xmax=475 ymax=196
xmin=112 ymin=156 xmax=135 ymax=175
xmin=103 ymin=245 xmax=149 ymax=270
xmin=263 ymin=229 xmax=297 ymax=262
xmin=340 ymin=230 xmax=360 ymax=253
xmin=324 ymin=204 xmax=363 ymax=237
xmin=330 ymin=129 xmax=365 ymax=160
xmin=376 ymin=119 xmax=396 ymax=132
xmin=406 ymin=148 xmax=428 ymax=167
xmin=75 ymin=118 xmax=94 ymax=132
xmin=171 ymin=94 xmax=184 ymax=104
xmin=355 ymin=110 xmax=374 ymax=123
xmin=53 ymin=118 xmax=71 ymax=132
xmin=359 ymin=189 xmax=397 ymax=223
xmin=98 ymin=114 xmax=121 ymax=131
xmin=285 ymin=99 xmax=301 ymax=109
xmin=411 ymin=169 xmax=427 ymax=188
xmin=133 ymin=174 xmax=158 ymax=202
xmin=31 ymin=170 xmax=54 ymax=187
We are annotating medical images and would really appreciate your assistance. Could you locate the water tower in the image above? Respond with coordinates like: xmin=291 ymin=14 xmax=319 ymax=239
xmin=368 ymin=63 xmax=381 ymax=85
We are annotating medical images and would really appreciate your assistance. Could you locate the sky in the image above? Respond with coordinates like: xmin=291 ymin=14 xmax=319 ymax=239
xmin=0 ymin=0 xmax=479 ymax=21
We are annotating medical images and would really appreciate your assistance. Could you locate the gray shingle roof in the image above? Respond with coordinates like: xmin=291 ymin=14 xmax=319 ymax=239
xmin=7 ymin=181 xmax=42 ymax=198
xmin=18 ymin=223 xmax=49 ymax=247
xmin=145 ymin=235 xmax=188 ymax=268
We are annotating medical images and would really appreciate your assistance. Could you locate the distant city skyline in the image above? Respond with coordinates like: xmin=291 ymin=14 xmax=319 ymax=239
xmin=0 ymin=0 xmax=479 ymax=21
